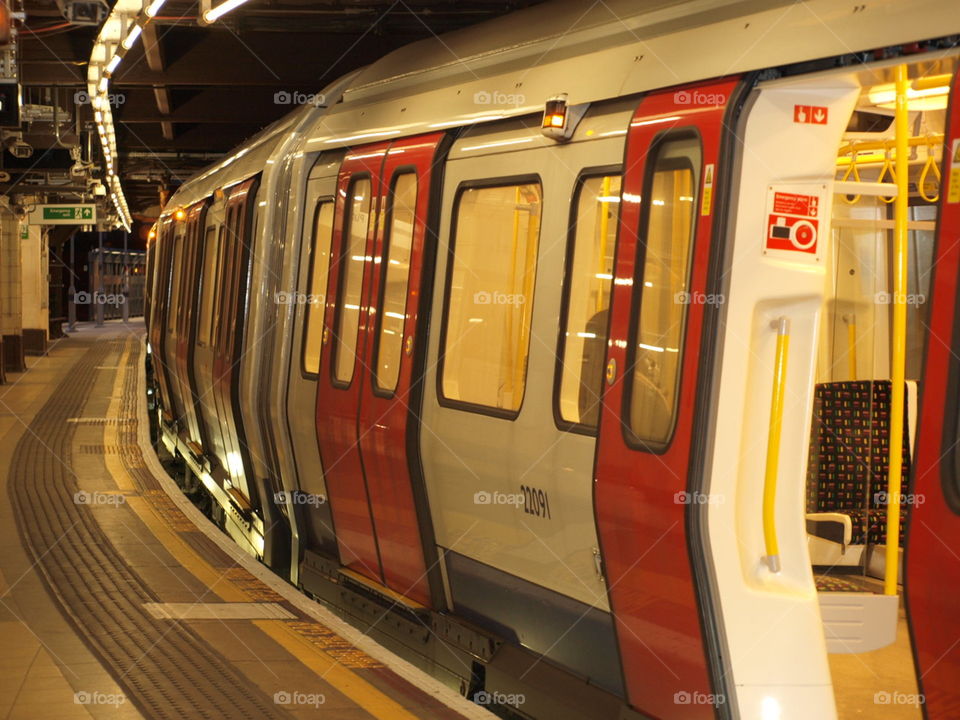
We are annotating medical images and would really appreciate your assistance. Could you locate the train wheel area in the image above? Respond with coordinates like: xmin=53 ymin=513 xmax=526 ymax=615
xmin=0 ymin=320 xmax=487 ymax=720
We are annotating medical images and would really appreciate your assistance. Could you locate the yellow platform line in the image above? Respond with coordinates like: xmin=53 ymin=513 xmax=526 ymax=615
xmin=254 ymin=619 xmax=422 ymax=720
xmin=103 ymin=343 xmax=135 ymax=492
xmin=97 ymin=349 xmax=415 ymax=719
xmin=122 ymin=496 xmax=249 ymax=602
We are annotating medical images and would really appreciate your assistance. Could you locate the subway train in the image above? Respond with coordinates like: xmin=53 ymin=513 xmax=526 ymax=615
xmin=145 ymin=1 xmax=960 ymax=718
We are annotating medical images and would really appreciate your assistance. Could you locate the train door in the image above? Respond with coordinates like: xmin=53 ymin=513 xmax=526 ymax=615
xmin=173 ymin=201 xmax=208 ymax=451
xmin=906 ymin=65 xmax=960 ymax=718
xmin=162 ymin=217 xmax=189 ymax=427
xmin=149 ymin=216 xmax=177 ymax=424
xmin=286 ymin=153 xmax=343 ymax=559
xmin=211 ymin=178 xmax=259 ymax=509
xmin=315 ymin=133 xmax=445 ymax=604
xmin=193 ymin=201 xmax=227 ymax=478
xmin=355 ymin=134 xmax=446 ymax=605
xmin=593 ymin=79 xmax=738 ymax=719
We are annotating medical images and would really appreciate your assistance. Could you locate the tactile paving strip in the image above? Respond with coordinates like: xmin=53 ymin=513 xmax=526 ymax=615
xmin=8 ymin=335 xmax=292 ymax=720
xmin=284 ymin=621 xmax=385 ymax=669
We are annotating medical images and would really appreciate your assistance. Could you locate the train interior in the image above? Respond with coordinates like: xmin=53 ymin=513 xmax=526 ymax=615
xmin=808 ymin=55 xmax=957 ymax=715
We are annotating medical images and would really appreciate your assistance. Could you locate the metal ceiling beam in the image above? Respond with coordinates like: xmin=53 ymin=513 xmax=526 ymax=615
xmin=141 ymin=22 xmax=174 ymax=141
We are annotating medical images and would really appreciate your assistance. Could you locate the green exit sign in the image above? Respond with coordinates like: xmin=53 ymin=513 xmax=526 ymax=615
xmin=29 ymin=204 xmax=97 ymax=225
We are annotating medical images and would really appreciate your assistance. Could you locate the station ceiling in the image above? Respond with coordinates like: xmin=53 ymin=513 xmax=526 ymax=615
xmin=19 ymin=0 xmax=545 ymax=218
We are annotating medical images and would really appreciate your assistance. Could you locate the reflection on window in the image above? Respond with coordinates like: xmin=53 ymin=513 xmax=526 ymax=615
xmin=334 ymin=177 xmax=373 ymax=384
xmin=629 ymin=139 xmax=699 ymax=445
xmin=302 ymin=200 xmax=335 ymax=375
xmin=168 ymin=233 xmax=186 ymax=330
xmin=442 ymin=182 xmax=542 ymax=412
xmin=558 ymin=174 xmax=621 ymax=428
xmin=210 ymin=226 xmax=227 ymax=344
xmin=197 ymin=226 xmax=219 ymax=346
xmin=375 ymin=173 xmax=417 ymax=392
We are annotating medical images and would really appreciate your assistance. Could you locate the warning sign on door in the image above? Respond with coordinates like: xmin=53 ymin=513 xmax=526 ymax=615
xmin=763 ymin=186 xmax=827 ymax=258
xmin=948 ymin=139 xmax=960 ymax=204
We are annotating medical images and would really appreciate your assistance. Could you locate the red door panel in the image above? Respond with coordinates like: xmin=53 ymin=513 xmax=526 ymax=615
xmin=316 ymin=145 xmax=389 ymax=582
xmin=594 ymin=78 xmax=737 ymax=718
xmin=357 ymin=133 xmax=445 ymax=606
xmin=317 ymin=134 xmax=444 ymax=603
xmin=905 ymin=68 xmax=960 ymax=719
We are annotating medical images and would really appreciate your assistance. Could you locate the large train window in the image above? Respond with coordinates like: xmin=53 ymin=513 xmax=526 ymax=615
xmin=440 ymin=179 xmax=542 ymax=415
xmin=196 ymin=226 xmax=219 ymax=346
xmin=556 ymin=172 xmax=621 ymax=430
xmin=333 ymin=176 xmax=373 ymax=385
xmin=302 ymin=199 xmax=335 ymax=376
xmin=374 ymin=172 xmax=417 ymax=393
xmin=625 ymin=135 xmax=700 ymax=448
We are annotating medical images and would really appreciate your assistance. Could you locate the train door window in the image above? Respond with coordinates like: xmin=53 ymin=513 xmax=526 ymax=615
xmin=374 ymin=172 xmax=417 ymax=393
xmin=557 ymin=173 xmax=621 ymax=429
xmin=210 ymin=225 xmax=227 ymax=344
xmin=626 ymin=136 xmax=700 ymax=447
xmin=302 ymin=199 xmax=335 ymax=376
xmin=441 ymin=180 xmax=542 ymax=414
xmin=197 ymin=226 xmax=219 ymax=346
xmin=168 ymin=231 xmax=186 ymax=328
xmin=333 ymin=176 xmax=373 ymax=384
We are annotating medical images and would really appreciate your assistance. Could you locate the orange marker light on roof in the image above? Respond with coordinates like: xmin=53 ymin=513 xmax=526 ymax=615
xmin=540 ymin=92 xmax=587 ymax=142
xmin=542 ymin=95 xmax=568 ymax=130
xmin=174 ymin=208 xmax=186 ymax=221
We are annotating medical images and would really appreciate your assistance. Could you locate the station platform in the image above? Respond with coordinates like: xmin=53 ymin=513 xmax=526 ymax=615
xmin=0 ymin=321 xmax=489 ymax=720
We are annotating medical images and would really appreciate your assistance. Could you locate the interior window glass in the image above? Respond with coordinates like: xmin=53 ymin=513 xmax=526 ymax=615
xmin=334 ymin=177 xmax=373 ymax=383
xmin=197 ymin=226 xmax=219 ymax=345
xmin=302 ymin=200 xmax=335 ymax=375
xmin=558 ymin=174 xmax=621 ymax=427
xmin=628 ymin=139 xmax=700 ymax=445
xmin=375 ymin=173 xmax=418 ymax=392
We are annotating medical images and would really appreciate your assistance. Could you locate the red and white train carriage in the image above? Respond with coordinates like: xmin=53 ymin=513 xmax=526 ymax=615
xmin=146 ymin=1 xmax=960 ymax=717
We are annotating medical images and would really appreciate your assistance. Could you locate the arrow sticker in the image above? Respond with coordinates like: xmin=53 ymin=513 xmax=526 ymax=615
xmin=794 ymin=104 xmax=829 ymax=125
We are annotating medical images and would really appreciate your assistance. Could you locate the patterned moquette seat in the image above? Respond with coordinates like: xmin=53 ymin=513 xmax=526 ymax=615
xmin=806 ymin=381 xmax=912 ymax=546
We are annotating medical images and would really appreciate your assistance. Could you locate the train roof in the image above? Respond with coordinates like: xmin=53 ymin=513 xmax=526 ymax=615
xmin=164 ymin=103 xmax=310 ymax=211
xmin=303 ymin=0 xmax=960 ymax=149
xmin=165 ymin=0 xmax=960 ymax=212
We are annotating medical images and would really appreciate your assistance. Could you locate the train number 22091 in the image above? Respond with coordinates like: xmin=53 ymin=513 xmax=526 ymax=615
xmin=520 ymin=485 xmax=552 ymax=519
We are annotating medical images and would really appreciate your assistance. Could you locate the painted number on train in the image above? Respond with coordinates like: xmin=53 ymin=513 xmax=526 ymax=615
xmin=520 ymin=485 xmax=552 ymax=519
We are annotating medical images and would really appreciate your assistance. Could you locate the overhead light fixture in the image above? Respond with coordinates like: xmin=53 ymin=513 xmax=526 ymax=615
xmin=867 ymin=79 xmax=951 ymax=110
xmin=145 ymin=0 xmax=167 ymax=18
xmin=106 ymin=54 xmax=121 ymax=74
xmin=122 ymin=24 xmax=142 ymax=50
xmin=98 ymin=76 xmax=109 ymax=92
xmin=202 ymin=0 xmax=252 ymax=23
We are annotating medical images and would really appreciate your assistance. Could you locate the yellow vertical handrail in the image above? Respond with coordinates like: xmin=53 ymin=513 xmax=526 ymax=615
xmin=844 ymin=313 xmax=857 ymax=380
xmin=884 ymin=64 xmax=909 ymax=596
xmin=503 ymin=186 xmax=522 ymax=403
xmin=598 ymin=176 xmax=611 ymax=312
xmin=763 ymin=317 xmax=790 ymax=573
